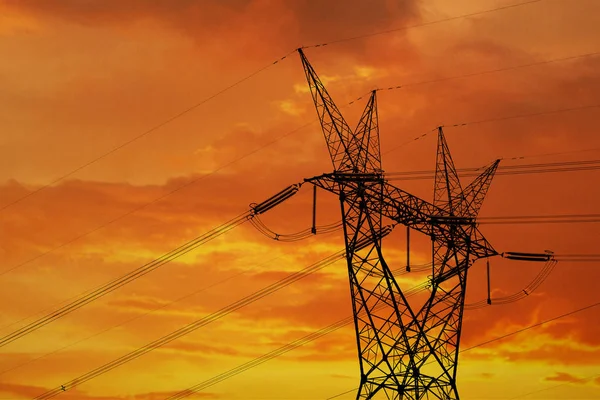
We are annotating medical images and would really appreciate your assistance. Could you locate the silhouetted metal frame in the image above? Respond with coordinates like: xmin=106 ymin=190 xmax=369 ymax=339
xmin=298 ymin=48 xmax=500 ymax=400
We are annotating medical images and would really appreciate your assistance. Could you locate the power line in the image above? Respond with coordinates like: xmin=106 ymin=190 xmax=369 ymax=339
xmin=462 ymin=301 xmax=600 ymax=351
xmin=507 ymin=146 xmax=600 ymax=160
xmin=325 ymin=300 xmax=600 ymax=400
xmin=302 ymin=0 xmax=542 ymax=48
xmin=3 ymin=2 xmax=595 ymax=395
xmin=481 ymin=219 xmax=600 ymax=225
xmin=387 ymin=159 xmax=600 ymax=176
xmin=0 ymin=51 xmax=296 ymax=212
xmin=383 ymin=104 xmax=600 ymax=155
xmin=0 ymin=257 xmax=429 ymax=378
xmin=160 ymin=297 xmax=600 ymax=400
xmin=164 ymin=280 xmax=430 ymax=400
xmin=0 ymin=121 xmax=314 ymax=278
xmin=0 ymin=214 xmax=600 ymax=375
xmin=0 ymin=212 xmax=251 ymax=348
xmin=31 ymin=228 xmax=392 ymax=399
xmin=510 ymin=372 xmax=600 ymax=399
xmin=3 ymin=176 xmax=596 ymax=347
xmin=465 ymin=259 xmax=557 ymax=310
xmin=478 ymin=213 xmax=600 ymax=226
xmin=3 ymin=189 xmax=598 ymax=346
xmin=348 ymin=51 xmax=600 ymax=104
xmin=5 ymin=45 xmax=597 ymax=279
xmin=1 ymin=0 xmax=547 ymax=213
xmin=3 ymin=44 xmax=596 ymax=390
xmin=385 ymin=157 xmax=600 ymax=183
xmin=0 ymin=255 xmax=281 ymax=377
xmin=446 ymin=104 xmax=600 ymax=128
xmin=478 ymin=212 xmax=600 ymax=225
xmin=1 ymin=4 xmax=593 ymax=306
xmin=0 ymin=182 xmax=306 ymax=347
xmin=386 ymin=158 xmax=600 ymax=178
xmin=297 ymin=34 xmax=592 ymax=397
xmin=166 ymin=261 xmax=559 ymax=398
xmin=4 ymin=100 xmax=595 ymax=280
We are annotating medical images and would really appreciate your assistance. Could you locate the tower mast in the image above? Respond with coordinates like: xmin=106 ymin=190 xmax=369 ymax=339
xmin=300 ymin=48 xmax=498 ymax=399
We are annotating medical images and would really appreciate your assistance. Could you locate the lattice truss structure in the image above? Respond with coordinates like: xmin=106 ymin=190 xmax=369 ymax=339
xmin=299 ymin=49 xmax=501 ymax=400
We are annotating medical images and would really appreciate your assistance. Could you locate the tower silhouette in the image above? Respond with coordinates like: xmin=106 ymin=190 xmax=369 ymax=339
xmin=300 ymin=48 xmax=500 ymax=399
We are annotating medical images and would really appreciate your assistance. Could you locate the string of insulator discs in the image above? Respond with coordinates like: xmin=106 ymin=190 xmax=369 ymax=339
xmin=250 ymin=215 xmax=342 ymax=242
xmin=245 ymin=211 xmax=562 ymax=310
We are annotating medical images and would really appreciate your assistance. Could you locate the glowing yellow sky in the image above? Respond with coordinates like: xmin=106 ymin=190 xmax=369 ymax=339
xmin=1 ymin=0 xmax=600 ymax=399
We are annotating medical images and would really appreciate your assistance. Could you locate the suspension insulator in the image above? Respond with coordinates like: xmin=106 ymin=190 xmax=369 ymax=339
xmin=503 ymin=251 xmax=553 ymax=262
xmin=429 ymin=216 xmax=475 ymax=225
xmin=251 ymin=184 xmax=301 ymax=215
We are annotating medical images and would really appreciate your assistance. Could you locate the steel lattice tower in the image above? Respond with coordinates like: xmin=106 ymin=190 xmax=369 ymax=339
xmin=299 ymin=49 xmax=500 ymax=400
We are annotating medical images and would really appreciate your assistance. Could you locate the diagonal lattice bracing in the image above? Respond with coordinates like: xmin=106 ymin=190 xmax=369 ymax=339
xmin=457 ymin=159 xmax=500 ymax=217
xmin=353 ymin=91 xmax=382 ymax=173
xmin=434 ymin=127 xmax=463 ymax=214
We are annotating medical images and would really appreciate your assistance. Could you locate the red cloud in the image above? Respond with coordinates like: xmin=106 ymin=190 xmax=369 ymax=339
xmin=1 ymin=1 xmax=600 ymax=399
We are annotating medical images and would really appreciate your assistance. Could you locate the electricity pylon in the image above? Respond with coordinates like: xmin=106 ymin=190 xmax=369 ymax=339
xmin=299 ymin=48 xmax=499 ymax=399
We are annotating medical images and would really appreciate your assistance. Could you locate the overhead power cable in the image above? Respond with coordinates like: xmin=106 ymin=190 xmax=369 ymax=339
xmin=1 ymin=256 xmax=430 ymax=378
xmin=554 ymin=255 xmax=600 ymax=262
xmin=325 ymin=300 xmax=600 ymax=400
xmin=165 ymin=279 xmax=430 ymax=400
xmin=349 ymin=51 xmax=600 ymax=105
xmin=0 ymin=51 xmax=296 ymax=212
xmin=166 ymin=291 xmax=599 ymax=400
xmin=32 ymin=226 xmax=395 ymax=399
xmin=385 ymin=158 xmax=600 ymax=181
xmin=166 ymin=249 xmax=557 ymax=399
xmin=5 ymin=48 xmax=597 ymax=279
xmin=302 ymin=0 xmax=542 ymax=48
xmin=1 ymin=0 xmax=546 ymax=214
xmin=387 ymin=159 xmax=600 ymax=176
xmin=0 ymin=184 xmax=302 ymax=348
xmin=510 ymin=372 xmax=600 ymax=399
xmin=465 ymin=259 xmax=557 ymax=309
xmin=0 ymin=122 xmax=313 ymax=278
xmin=0 ymin=254 xmax=286 ymax=377
xmin=384 ymin=103 xmax=600 ymax=155
xmin=0 ymin=212 xmax=249 ymax=348
xmin=29 ymin=251 xmax=548 ymax=399
xmin=480 ymin=218 xmax=600 ymax=225
xmin=480 ymin=213 xmax=600 ymax=220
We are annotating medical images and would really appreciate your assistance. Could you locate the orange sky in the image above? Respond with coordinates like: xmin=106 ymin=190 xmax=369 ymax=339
xmin=1 ymin=0 xmax=600 ymax=399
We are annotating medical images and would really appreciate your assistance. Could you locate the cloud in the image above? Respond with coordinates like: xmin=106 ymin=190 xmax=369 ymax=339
xmin=545 ymin=371 xmax=587 ymax=385
xmin=277 ymin=99 xmax=306 ymax=117
xmin=2 ymin=1 xmax=600 ymax=399
xmin=1 ymin=0 xmax=421 ymax=61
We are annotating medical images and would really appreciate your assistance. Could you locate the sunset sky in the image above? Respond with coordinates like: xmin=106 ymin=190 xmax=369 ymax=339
xmin=1 ymin=0 xmax=600 ymax=399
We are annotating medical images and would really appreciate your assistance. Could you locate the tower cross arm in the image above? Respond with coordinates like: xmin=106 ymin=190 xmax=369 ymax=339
xmin=304 ymin=174 xmax=440 ymax=236
xmin=382 ymin=182 xmax=497 ymax=257
xmin=305 ymin=174 xmax=497 ymax=258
